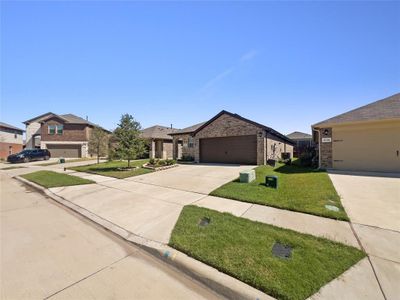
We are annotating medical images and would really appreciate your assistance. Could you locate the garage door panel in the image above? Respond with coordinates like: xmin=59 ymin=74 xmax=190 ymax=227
xmin=200 ymin=135 xmax=257 ymax=164
xmin=46 ymin=144 xmax=82 ymax=158
xmin=333 ymin=125 xmax=400 ymax=172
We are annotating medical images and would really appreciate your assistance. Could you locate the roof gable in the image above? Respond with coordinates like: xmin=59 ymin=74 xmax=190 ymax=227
xmin=23 ymin=112 xmax=56 ymax=124
xmin=313 ymin=93 xmax=400 ymax=127
xmin=192 ymin=110 xmax=294 ymax=145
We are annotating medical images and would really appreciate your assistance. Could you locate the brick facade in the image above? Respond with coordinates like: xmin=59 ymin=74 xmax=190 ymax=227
xmin=41 ymin=117 xmax=89 ymax=142
xmin=0 ymin=142 xmax=23 ymax=159
xmin=193 ymin=114 xmax=266 ymax=164
xmin=171 ymin=112 xmax=293 ymax=165
xmin=318 ymin=127 xmax=333 ymax=169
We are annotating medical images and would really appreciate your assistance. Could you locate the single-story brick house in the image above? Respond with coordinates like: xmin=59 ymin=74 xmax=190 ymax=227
xmin=312 ymin=93 xmax=400 ymax=173
xmin=170 ymin=110 xmax=294 ymax=165
xmin=0 ymin=122 xmax=24 ymax=159
xmin=140 ymin=125 xmax=179 ymax=159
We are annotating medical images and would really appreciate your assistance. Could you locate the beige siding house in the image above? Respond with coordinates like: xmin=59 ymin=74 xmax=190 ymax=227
xmin=312 ymin=93 xmax=400 ymax=173
xmin=170 ymin=110 xmax=294 ymax=165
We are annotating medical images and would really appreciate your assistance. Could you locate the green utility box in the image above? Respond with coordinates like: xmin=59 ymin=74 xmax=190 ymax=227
xmin=59 ymin=158 xmax=65 ymax=164
xmin=239 ymin=169 xmax=256 ymax=183
xmin=265 ymin=175 xmax=278 ymax=188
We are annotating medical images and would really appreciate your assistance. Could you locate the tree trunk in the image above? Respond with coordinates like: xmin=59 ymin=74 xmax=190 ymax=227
xmin=97 ymin=145 xmax=100 ymax=164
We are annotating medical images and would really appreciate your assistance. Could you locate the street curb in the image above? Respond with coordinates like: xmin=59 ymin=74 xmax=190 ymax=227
xmin=14 ymin=175 xmax=273 ymax=300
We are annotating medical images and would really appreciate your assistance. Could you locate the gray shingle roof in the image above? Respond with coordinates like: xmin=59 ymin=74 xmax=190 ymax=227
xmin=141 ymin=125 xmax=179 ymax=140
xmin=169 ymin=122 xmax=206 ymax=135
xmin=0 ymin=122 xmax=24 ymax=132
xmin=59 ymin=114 xmax=98 ymax=127
xmin=286 ymin=131 xmax=312 ymax=140
xmin=313 ymin=93 xmax=400 ymax=127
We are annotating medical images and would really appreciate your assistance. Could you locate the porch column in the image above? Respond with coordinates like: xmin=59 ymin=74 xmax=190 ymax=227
xmin=150 ymin=139 xmax=155 ymax=159
xmin=172 ymin=137 xmax=178 ymax=160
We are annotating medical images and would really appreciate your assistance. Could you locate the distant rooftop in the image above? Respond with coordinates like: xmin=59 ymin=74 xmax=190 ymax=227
xmin=0 ymin=122 xmax=24 ymax=132
xmin=23 ymin=112 xmax=108 ymax=131
xmin=286 ymin=131 xmax=312 ymax=140
xmin=168 ymin=122 xmax=206 ymax=135
xmin=141 ymin=125 xmax=179 ymax=140
xmin=313 ymin=93 xmax=400 ymax=127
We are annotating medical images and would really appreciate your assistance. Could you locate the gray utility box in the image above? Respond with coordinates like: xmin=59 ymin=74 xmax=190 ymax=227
xmin=239 ymin=169 xmax=256 ymax=183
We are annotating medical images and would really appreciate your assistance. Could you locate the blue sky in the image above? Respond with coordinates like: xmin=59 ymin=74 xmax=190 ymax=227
xmin=1 ymin=1 xmax=399 ymax=134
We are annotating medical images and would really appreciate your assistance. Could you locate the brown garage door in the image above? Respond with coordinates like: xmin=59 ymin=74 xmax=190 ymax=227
xmin=46 ymin=144 xmax=82 ymax=158
xmin=200 ymin=135 xmax=257 ymax=164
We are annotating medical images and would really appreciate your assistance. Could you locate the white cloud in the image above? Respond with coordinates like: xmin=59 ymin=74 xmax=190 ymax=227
xmin=240 ymin=50 xmax=258 ymax=62
xmin=200 ymin=50 xmax=258 ymax=92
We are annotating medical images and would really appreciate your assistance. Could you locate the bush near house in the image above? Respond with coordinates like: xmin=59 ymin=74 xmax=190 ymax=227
xmin=148 ymin=158 xmax=176 ymax=166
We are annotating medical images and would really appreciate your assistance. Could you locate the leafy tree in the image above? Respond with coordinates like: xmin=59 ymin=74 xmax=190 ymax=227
xmin=88 ymin=127 xmax=109 ymax=164
xmin=114 ymin=114 xmax=146 ymax=167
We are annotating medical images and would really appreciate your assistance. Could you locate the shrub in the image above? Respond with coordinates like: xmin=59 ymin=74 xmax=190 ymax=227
xmin=299 ymin=147 xmax=317 ymax=168
xmin=166 ymin=159 xmax=176 ymax=165
xmin=180 ymin=155 xmax=194 ymax=162
xmin=158 ymin=160 xmax=167 ymax=166
xmin=149 ymin=158 xmax=155 ymax=165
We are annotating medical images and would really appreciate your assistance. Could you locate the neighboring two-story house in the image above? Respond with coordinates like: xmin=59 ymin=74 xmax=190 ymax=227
xmin=23 ymin=112 xmax=106 ymax=158
xmin=0 ymin=122 xmax=24 ymax=159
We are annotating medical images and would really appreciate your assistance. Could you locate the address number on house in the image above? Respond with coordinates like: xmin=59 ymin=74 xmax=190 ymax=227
xmin=322 ymin=138 xmax=332 ymax=143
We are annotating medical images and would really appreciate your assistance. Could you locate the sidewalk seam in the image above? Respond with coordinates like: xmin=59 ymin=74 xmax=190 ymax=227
xmin=349 ymin=221 xmax=387 ymax=300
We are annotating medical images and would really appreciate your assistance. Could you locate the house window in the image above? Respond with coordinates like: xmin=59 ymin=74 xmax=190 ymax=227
xmin=48 ymin=125 xmax=56 ymax=135
xmin=8 ymin=146 xmax=12 ymax=155
xmin=188 ymin=137 xmax=194 ymax=148
xmin=57 ymin=125 xmax=63 ymax=135
xmin=48 ymin=125 xmax=63 ymax=135
xmin=14 ymin=133 xmax=17 ymax=139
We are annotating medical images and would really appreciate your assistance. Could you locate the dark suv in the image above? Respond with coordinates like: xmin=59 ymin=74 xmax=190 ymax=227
xmin=7 ymin=149 xmax=51 ymax=163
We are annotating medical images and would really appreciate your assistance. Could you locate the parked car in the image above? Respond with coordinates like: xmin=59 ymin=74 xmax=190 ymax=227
xmin=7 ymin=149 xmax=51 ymax=163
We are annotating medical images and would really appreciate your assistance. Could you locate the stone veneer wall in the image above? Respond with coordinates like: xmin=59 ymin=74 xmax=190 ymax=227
xmin=318 ymin=127 xmax=333 ymax=169
xmin=193 ymin=114 xmax=266 ymax=165
xmin=172 ymin=134 xmax=195 ymax=159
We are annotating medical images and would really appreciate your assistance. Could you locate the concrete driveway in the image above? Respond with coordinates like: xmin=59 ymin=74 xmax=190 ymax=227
xmin=329 ymin=172 xmax=400 ymax=299
xmin=49 ymin=164 xmax=251 ymax=244
xmin=128 ymin=163 xmax=253 ymax=194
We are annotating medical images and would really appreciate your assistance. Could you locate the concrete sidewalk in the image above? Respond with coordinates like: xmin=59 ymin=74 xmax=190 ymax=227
xmin=329 ymin=172 xmax=400 ymax=300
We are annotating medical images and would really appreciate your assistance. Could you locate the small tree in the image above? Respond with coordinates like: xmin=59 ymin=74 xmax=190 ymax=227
xmin=113 ymin=114 xmax=146 ymax=167
xmin=89 ymin=127 xmax=109 ymax=164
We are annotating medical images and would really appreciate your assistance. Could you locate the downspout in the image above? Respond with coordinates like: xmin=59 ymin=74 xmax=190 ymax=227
xmin=312 ymin=128 xmax=321 ymax=169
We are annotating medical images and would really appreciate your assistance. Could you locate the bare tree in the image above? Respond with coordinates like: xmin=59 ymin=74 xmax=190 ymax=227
xmin=89 ymin=127 xmax=109 ymax=164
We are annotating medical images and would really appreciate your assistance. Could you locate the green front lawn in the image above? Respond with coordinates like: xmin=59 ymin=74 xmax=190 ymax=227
xmin=21 ymin=171 xmax=94 ymax=188
xmin=210 ymin=163 xmax=348 ymax=220
xmin=170 ymin=206 xmax=365 ymax=300
xmin=69 ymin=159 xmax=152 ymax=179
